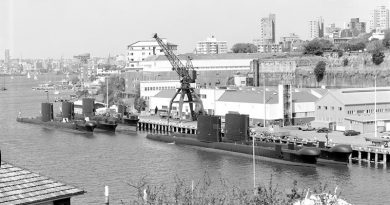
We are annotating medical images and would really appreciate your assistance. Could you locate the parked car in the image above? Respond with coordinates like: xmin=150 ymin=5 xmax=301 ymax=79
xmin=317 ymin=127 xmax=331 ymax=133
xmin=344 ymin=130 xmax=360 ymax=136
xmin=298 ymin=126 xmax=316 ymax=131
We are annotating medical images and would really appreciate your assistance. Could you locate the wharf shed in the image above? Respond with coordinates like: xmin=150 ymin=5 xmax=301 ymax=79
xmin=313 ymin=87 xmax=390 ymax=132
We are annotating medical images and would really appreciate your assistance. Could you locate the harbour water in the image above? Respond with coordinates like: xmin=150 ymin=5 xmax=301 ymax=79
xmin=1 ymin=75 xmax=390 ymax=204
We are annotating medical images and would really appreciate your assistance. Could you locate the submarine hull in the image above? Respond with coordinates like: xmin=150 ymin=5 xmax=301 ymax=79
xmin=253 ymin=140 xmax=352 ymax=165
xmin=146 ymin=133 xmax=320 ymax=165
xmin=95 ymin=121 xmax=118 ymax=132
xmin=17 ymin=117 xmax=96 ymax=133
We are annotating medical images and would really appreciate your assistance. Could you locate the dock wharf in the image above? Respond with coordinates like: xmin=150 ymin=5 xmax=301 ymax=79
xmin=138 ymin=116 xmax=390 ymax=168
xmin=137 ymin=117 xmax=197 ymax=134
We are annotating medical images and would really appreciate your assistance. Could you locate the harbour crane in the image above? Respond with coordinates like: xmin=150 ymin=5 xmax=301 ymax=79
xmin=153 ymin=33 xmax=204 ymax=121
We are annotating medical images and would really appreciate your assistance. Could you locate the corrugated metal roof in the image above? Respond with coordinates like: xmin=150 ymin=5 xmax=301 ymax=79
xmin=217 ymin=90 xmax=279 ymax=104
xmin=0 ymin=161 xmax=84 ymax=205
xmin=153 ymin=89 xmax=177 ymax=98
xmin=153 ymin=88 xmax=317 ymax=104
xmin=328 ymin=87 xmax=390 ymax=105
xmin=292 ymin=91 xmax=319 ymax=103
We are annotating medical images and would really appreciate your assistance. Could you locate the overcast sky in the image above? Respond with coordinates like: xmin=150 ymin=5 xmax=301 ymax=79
xmin=1 ymin=0 xmax=390 ymax=59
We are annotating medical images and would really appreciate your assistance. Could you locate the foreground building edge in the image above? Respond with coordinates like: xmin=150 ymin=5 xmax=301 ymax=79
xmin=0 ymin=160 xmax=85 ymax=205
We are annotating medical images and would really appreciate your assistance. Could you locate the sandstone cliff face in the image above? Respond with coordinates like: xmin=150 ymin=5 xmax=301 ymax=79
xmin=262 ymin=52 xmax=390 ymax=88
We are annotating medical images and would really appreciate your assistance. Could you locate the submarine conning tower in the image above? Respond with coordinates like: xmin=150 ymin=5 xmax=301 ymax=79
xmin=82 ymin=98 xmax=95 ymax=117
xmin=62 ymin=101 xmax=74 ymax=120
xmin=41 ymin=102 xmax=54 ymax=122
xmin=224 ymin=113 xmax=249 ymax=142
xmin=196 ymin=115 xmax=222 ymax=142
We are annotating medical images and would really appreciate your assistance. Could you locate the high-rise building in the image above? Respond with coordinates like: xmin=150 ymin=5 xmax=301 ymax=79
xmin=308 ymin=17 xmax=324 ymax=40
xmin=253 ymin=14 xmax=279 ymax=53
xmin=348 ymin=18 xmax=366 ymax=34
xmin=259 ymin=14 xmax=276 ymax=44
xmin=370 ymin=6 xmax=389 ymax=31
xmin=195 ymin=36 xmax=228 ymax=54
xmin=325 ymin=23 xmax=341 ymax=39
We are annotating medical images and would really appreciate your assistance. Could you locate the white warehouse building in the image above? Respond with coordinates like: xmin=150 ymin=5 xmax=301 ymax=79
xmin=149 ymin=85 xmax=318 ymax=125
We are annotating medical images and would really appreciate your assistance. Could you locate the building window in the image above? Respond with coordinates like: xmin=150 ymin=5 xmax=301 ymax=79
xmin=339 ymin=107 xmax=342 ymax=111
xmin=331 ymin=106 xmax=334 ymax=110
xmin=318 ymin=106 xmax=321 ymax=110
xmin=142 ymin=52 xmax=145 ymax=55
xmin=131 ymin=64 xmax=134 ymax=67
xmin=131 ymin=59 xmax=134 ymax=61
xmin=130 ymin=53 xmax=133 ymax=55
xmin=142 ymin=47 xmax=145 ymax=50
xmin=200 ymin=94 xmax=207 ymax=99
xmin=142 ymin=58 xmax=144 ymax=61
xmin=324 ymin=106 xmax=328 ymax=110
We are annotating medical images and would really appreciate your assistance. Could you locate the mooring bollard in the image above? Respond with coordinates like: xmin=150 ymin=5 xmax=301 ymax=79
xmin=104 ymin=185 xmax=109 ymax=205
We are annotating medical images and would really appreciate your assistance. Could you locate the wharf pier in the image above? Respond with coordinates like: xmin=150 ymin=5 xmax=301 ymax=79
xmin=137 ymin=116 xmax=197 ymax=134
xmin=138 ymin=116 xmax=390 ymax=168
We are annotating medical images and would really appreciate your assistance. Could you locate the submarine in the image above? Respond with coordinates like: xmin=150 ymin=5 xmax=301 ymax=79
xmin=248 ymin=136 xmax=352 ymax=165
xmin=74 ymin=98 xmax=118 ymax=132
xmin=147 ymin=114 xmax=322 ymax=166
xmin=17 ymin=101 xmax=96 ymax=133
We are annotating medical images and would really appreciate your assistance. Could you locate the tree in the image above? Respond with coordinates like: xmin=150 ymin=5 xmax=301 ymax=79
xmin=337 ymin=50 xmax=343 ymax=58
xmin=372 ymin=51 xmax=385 ymax=66
xmin=314 ymin=61 xmax=326 ymax=85
xmin=98 ymin=75 xmax=126 ymax=107
xmin=343 ymin=58 xmax=349 ymax=66
xmin=134 ymin=97 xmax=146 ymax=113
xmin=231 ymin=43 xmax=258 ymax=53
xmin=303 ymin=39 xmax=334 ymax=56
xmin=366 ymin=40 xmax=384 ymax=53
xmin=382 ymin=30 xmax=390 ymax=48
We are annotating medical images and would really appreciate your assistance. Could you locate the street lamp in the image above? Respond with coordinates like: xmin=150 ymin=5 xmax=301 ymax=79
xmin=374 ymin=72 xmax=377 ymax=138
xmin=253 ymin=91 xmax=276 ymax=195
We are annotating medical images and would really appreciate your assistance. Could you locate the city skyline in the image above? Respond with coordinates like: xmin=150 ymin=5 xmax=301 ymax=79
xmin=1 ymin=0 xmax=390 ymax=59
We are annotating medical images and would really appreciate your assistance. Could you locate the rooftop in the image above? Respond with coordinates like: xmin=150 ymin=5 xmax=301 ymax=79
xmin=0 ymin=161 xmax=85 ymax=204
xmin=328 ymin=87 xmax=390 ymax=105
xmin=127 ymin=39 xmax=177 ymax=48
xmin=218 ymin=90 xmax=279 ymax=104
xmin=152 ymin=88 xmax=318 ymax=104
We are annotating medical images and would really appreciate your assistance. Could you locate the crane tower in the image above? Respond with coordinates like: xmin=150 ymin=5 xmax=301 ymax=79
xmin=153 ymin=33 xmax=204 ymax=121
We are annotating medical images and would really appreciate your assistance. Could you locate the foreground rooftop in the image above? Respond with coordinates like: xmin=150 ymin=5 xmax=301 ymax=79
xmin=0 ymin=161 xmax=84 ymax=205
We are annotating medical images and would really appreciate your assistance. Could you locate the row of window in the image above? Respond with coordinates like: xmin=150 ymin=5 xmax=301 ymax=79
xmin=317 ymin=116 xmax=344 ymax=123
xmin=317 ymin=106 xmax=343 ymax=111
xmin=347 ymin=108 xmax=390 ymax=115
xmin=144 ymin=86 xmax=177 ymax=91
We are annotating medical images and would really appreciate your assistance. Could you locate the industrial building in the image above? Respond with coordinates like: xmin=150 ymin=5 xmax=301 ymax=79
xmin=313 ymin=87 xmax=390 ymax=133
xmin=149 ymin=85 xmax=318 ymax=126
